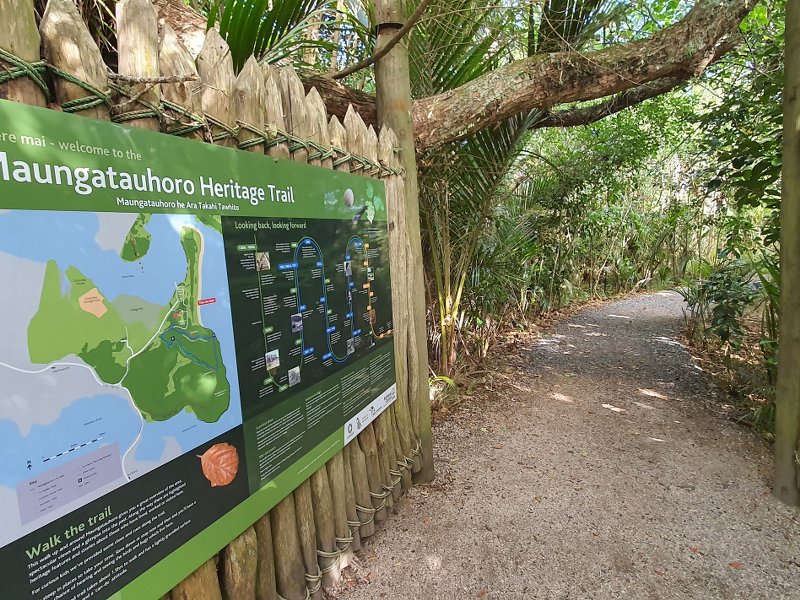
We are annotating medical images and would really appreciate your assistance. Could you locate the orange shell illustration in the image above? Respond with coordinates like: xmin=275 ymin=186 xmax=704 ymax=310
xmin=200 ymin=443 xmax=239 ymax=487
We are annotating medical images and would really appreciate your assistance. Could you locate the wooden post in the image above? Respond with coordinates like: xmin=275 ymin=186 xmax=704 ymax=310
xmin=270 ymin=496 xmax=308 ymax=600
xmin=220 ymin=526 xmax=258 ymax=600
xmin=775 ymin=0 xmax=800 ymax=505
xmin=364 ymin=124 xmax=399 ymax=506
xmin=346 ymin=439 xmax=375 ymax=538
xmin=159 ymin=22 xmax=204 ymax=141
xmin=390 ymin=399 xmax=412 ymax=491
xmin=235 ymin=56 xmax=265 ymax=153
xmin=325 ymin=450 xmax=358 ymax=562
xmin=262 ymin=65 xmax=291 ymax=160
xmin=0 ymin=0 xmax=46 ymax=106
xmin=360 ymin=423 xmax=388 ymax=522
xmin=116 ymin=0 xmax=161 ymax=131
xmin=197 ymin=29 xmax=237 ymax=148
xmin=340 ymin=440 xmax=363 ymax=546
xmin=278 ymin=67 xmax=310 ymax=163
xmin=379 ymin=128 xmax=415 ymax=489
xmin=306 ymin=88 xmax=334 ymax=170
xmin=293 ymin=481 xmax=322 ymax=600
xmin=373 ymin=0 xmax=434 ymax=482
xmin=40 ymin=0 xmax=110 ymax=120
xmin=253 ymin=514 xmax=278 ymax=600
xmin=310 ymin=466 xmax=341 ymax=586
xmin=169 ymin=556 xmax=223 ymax=600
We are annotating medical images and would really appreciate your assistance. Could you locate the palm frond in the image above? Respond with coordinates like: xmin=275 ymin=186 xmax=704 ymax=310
xmin=209 ymin=0 xmax=337 ymax=71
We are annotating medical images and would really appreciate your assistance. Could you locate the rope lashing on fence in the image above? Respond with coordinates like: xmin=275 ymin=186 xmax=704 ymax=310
xmin=108 ymin=81 xmax=162 ymax=124
xmin=336 ymin=532 xmax=355 ymax=550
xmin=370 ymin=488 xmax=393 ymax=500
xmin=0 ymin=48 xmax=50 ymax=101
xmin=305 ymin=565 xmax=323 ymax=594
xmin=206 ymin=113 xmax=238 ymax=143
xmin=1 ymin=45 xmax=404 ymax=177
xmin=355 ymin=503 xmax=377 ymax=527
xmin=277 ymin=588 xmax=311 ymax=600
xmin=53 ymin=67 xmax=112 ymax=114
xmin=316 ymin=547 xmax=343 ymax=574
xmin=161 ymin=99 xmax=205 ymax=137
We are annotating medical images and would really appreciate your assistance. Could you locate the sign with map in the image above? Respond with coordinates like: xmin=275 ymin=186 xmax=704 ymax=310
xmin=0 ymin=99 xmax=396 ymax=600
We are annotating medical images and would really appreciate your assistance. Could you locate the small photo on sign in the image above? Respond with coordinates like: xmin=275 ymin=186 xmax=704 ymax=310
xmin=256 ymin=251 xmax=271 ymax=271
xmin=344 ymin=260 xmax=352 ymax=277
xmin=288 ymin=366 xmax=301 ymax=387
xmin=291 ymin=313 xmax=303 ymax=333
xmin=367 ymin=267 xmax=375 ymax=281
xmin=346 ymin=339 xmax=355 ymax=356
xmin=265 ymin=349 xmax=280 ymax=370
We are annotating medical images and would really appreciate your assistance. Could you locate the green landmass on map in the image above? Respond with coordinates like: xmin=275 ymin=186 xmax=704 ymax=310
xmin=27 ymin=222 xmax=230 ymax=424
xmin=120 ymin=213 xmax=152 ymax=261
xmin=27 ymin=261 xmax=130 ymax=382
xmin=196 ymin=214 xmax=222 ymax=234
xmin=80 ymin=339 xmax=128 ymax=383
xmin=123 ymin=226 xmax=230 ymax=423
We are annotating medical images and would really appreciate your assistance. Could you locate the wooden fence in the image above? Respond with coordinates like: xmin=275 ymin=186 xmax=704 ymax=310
xmin=0 ymin=0 xmax=427 ymax=598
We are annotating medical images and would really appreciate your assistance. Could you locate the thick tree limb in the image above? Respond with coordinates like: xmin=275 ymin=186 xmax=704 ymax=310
xmin=533 ymin=78 xmax=685 ymax=129
xmin=155 ymin=0 xmax=757 ymax=152
xmin=411 ymin=0 xmax=757 ymax=149
xmin=302 ymin=74 xmax=378 ymax=124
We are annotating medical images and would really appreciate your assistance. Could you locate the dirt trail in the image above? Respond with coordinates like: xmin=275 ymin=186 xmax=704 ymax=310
xmin=343 ymin=292 xmax=800 ymax=600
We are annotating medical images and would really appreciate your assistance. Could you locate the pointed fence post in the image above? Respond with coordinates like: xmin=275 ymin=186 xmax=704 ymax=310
xmin=235 ymin=56 xmax=266 ymax=153
xmin=197 ymin=29 xmax=237 ymax=148
xmin=159 ymin=22 xmax=204 ymax=140
xmin=40 ymin=0 xmax=110 ymax=120
xmin=116 ymin=0 xmax=161 ymax=131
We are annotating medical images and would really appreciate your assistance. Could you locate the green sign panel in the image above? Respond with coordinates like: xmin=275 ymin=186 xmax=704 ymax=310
xmin=0 ymin=99 xmax=396 ymax=599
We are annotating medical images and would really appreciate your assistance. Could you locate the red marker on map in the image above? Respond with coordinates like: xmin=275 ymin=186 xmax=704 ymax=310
xmin=198 ymin=298 xmax=217 ymax=306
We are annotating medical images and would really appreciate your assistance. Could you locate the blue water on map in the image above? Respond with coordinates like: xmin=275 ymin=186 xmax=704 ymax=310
xmin=0 ymin=211 xmax=186 ymax=306
xmin=0 ymin=393 xmax=140 ymax=487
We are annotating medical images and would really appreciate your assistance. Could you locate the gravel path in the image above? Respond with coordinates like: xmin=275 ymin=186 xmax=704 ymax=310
xmin=342 ymin=291 xmax=800 ymax=599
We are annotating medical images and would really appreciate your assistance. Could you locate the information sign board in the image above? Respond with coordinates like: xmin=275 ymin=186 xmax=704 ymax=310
xmin=0 ymin=99 xmax=396 ymax=600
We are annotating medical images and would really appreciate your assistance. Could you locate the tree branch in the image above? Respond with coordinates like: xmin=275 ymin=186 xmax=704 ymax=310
xmin=155 ymin=0 xmax=757 ymax=153
xmin=532 ymin=78 xmax=685 ymax=129
xmin=331 ymin=0 xmax=432 ymax=80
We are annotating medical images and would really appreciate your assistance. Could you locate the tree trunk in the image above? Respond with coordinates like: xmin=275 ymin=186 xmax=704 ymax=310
xmin=374 ymin=0 xmax=435 ymax=483
xmin=775 ymin=0 xmax=800 ymax=506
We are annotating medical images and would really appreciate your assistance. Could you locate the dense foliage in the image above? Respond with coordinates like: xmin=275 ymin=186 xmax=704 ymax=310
xmin=678 ymin=0 xmax=784 ymax=431
xmin=60 ymin=0 xmax=782 ymax=405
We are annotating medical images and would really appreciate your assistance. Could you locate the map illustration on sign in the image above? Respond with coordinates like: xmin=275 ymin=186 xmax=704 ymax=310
xmin=0 ymin=210 xmax=242 ymax=546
